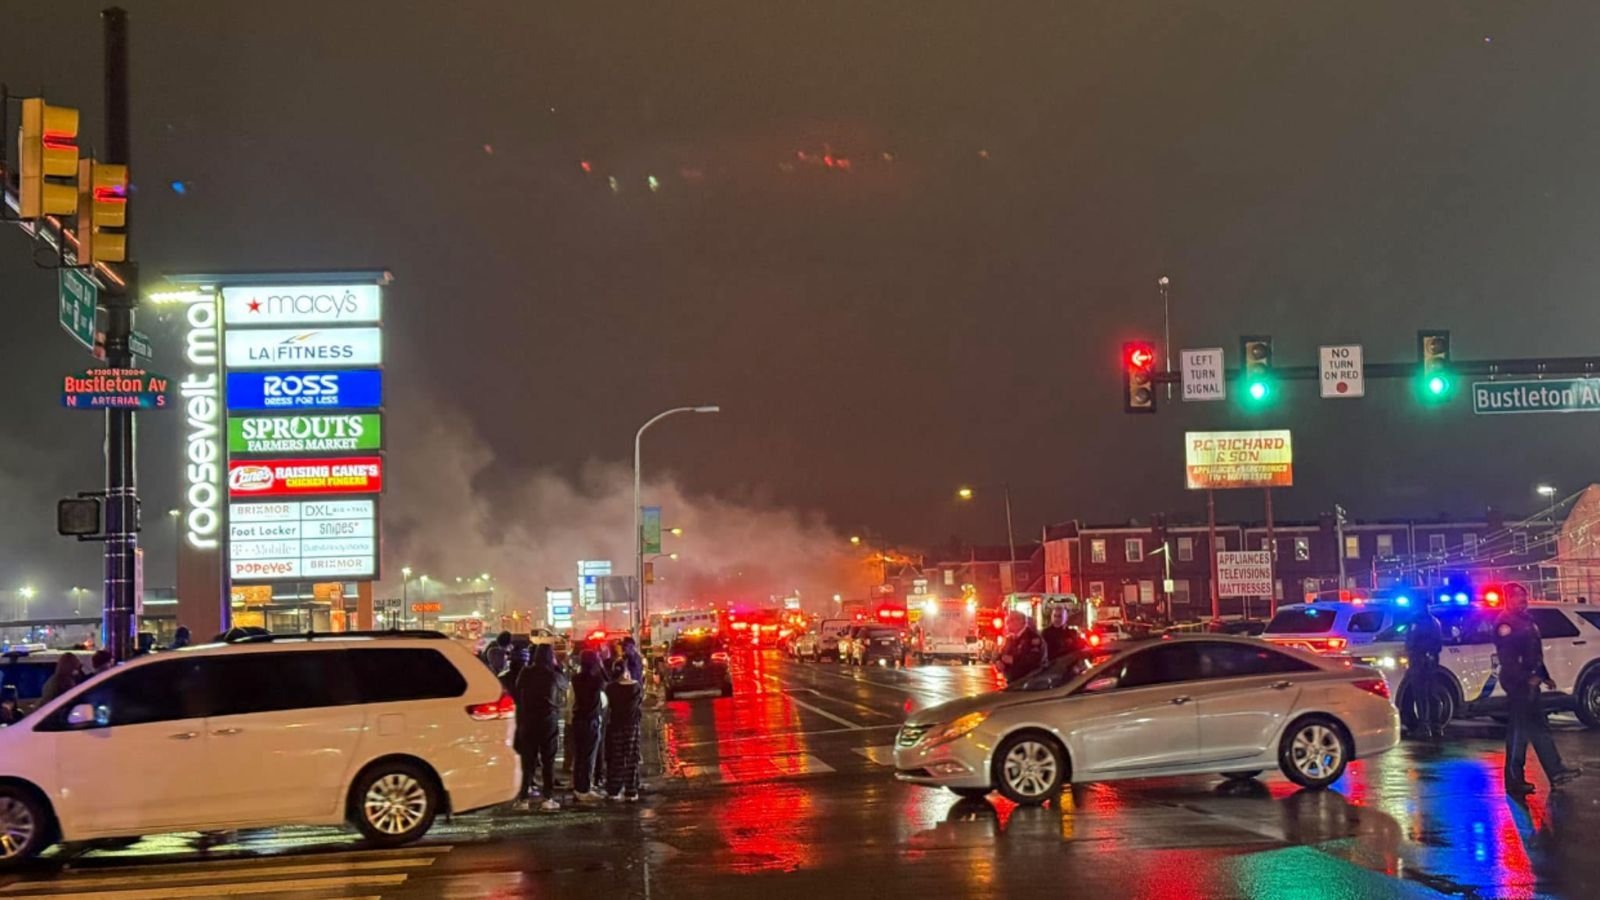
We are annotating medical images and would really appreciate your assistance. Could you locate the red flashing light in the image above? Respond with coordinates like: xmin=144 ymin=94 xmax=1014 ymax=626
xmin=991 ymin=617 xmax=1004 ymax=630
xmin=1484 ymin=588 xmax=1502 ymax=606
xmin=1087 ymin=632 xmax=1102 ymax=648
xmin=1126 ymin=345 xmax=1154 ymax=370
xmin=667 ymin=655 xmax=686 ymax=668
xmin=730 ymin=621 xmax=750 ymax=631
xmin=711 ymin=652 xmax=730 ymax=663
xmin=587 ymin=630 xmax=607 ymax=641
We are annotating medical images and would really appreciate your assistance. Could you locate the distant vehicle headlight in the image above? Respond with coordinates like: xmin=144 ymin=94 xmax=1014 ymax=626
xmin=925 ymin=711 xmax=989 ymax=747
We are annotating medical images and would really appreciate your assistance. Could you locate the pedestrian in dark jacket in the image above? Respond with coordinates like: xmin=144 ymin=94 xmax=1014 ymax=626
xmin=604 ymin=668 xmax=644 ymax=801
xmin=514 ymin=645 xmax=566 ymax=810
xmin=620 ymin=636 xmax=646 ymax=683
xmin=1402 ymin=606 xmax=1445 ymax=738
xmin=39 ymin=653 xmax=82 ymax=705
xmin=1040 ymin=609 xmax=1083 ymax=662
xmin=569 ymin=650 xmax=609 ymax=800
xmin=997 ymin=611 xmax=1048 ymax=683
xmin=502 ymin=645 xmax=530 ymax=696
xmin=1496 ymin=585 xmax=1583 ymax=795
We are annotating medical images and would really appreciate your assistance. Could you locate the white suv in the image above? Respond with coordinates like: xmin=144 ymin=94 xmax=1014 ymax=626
xmin=0 ymin=633 xmax=518 ymax=869
xmin=1345 ymin=602 xmax=1600 ymax=729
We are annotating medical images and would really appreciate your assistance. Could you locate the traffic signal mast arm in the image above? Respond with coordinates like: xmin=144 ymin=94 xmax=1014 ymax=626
xmin=1150 ymin=355 xmax=1600 ymax=385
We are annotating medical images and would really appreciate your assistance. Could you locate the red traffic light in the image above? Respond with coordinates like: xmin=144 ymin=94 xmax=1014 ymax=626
xmin=1126 ymin=345 xmax=1155 ymax=370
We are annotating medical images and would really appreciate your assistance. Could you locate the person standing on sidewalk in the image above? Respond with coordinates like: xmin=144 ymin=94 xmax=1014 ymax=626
xmin=1402 ymin=604 xmax=1445 ymax=738
xmin=604 ymin=668 xmax=644 ymax=802
xmin=1496 ymin=584 xmax=1583 ymax=795
xmin=569 ymin=650 xmax=608 ymax=802
xmin=514 ymin=644 xmax=566 ymax=811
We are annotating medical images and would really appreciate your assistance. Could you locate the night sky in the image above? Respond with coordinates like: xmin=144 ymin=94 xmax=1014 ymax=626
xmin=4 ymin=2 xmax=1600 ymax=605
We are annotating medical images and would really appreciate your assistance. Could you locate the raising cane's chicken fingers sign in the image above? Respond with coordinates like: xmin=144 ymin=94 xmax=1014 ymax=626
xmin=228 ymin=457 xmax=383 ymax=497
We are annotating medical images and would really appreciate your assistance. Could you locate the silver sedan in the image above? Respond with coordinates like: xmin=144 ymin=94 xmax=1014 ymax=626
xmin=893 ymin=634 xmax=1399 ymax=804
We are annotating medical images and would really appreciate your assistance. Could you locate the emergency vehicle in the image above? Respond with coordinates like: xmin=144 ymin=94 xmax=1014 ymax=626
xmin=909 ymin=597 xmax=982 ymax=664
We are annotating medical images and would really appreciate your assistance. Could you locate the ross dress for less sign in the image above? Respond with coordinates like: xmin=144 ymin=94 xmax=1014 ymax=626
xmin=1217 ymin=551 xmax=1274 ymax=598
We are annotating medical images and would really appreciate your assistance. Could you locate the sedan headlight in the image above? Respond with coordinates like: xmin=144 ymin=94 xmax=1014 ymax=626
xmin=924 ymin=711 xmax=989 ymax=747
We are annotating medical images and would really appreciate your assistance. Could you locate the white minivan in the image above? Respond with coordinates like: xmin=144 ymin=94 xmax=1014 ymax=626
xmin=0 ymin=633 xmax=519 ymax=868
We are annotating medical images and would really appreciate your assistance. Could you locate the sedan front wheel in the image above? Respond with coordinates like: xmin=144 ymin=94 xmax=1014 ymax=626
xmin=993 ymin=733 xmax=1066 ymax=805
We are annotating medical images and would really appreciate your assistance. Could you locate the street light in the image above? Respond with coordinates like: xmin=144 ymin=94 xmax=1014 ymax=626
xmin=399 ymin=566 xmax=413 ymax=628
xmin=635 ymin=405 xmax=720 ymax=631
xmin=1537 ymin=484 xmax=1559 ymax=522
xmin=18 ymin=586 xmax=36 ymax=624
xmin=955 ymin=484 xmax=1017 ymax=568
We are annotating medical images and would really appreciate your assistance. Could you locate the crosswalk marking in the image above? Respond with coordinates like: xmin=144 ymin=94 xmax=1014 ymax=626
xmin=682 ymin=752 xmax=836 ymax=784
xmin=0 ymin=856 xmax=436 ymax=892
xmin=2 ymin=844 xmax=449 ymax=900
xmin=1 ymin=873 xmax=408 ymax=899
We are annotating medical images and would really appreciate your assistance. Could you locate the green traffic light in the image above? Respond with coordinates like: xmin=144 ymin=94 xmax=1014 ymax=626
xmin=1248 ymin=380 xmax=1268 ymax=401
xmin=1428 ymin=375 xmax=1447 ymax=395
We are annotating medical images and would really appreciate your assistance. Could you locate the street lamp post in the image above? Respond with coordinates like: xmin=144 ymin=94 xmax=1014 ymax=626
xmin=1537 ymin=484 xmax=1558 ymax=521
xmin=634 ymin=405 xmax=720 ymax=631
xmin=399 ymin=566 xmax=413 ymax=629
xmin=956 ymin=484 xmax=1018 ymax=569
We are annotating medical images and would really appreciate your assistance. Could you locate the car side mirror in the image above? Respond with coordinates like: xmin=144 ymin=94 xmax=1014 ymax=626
xmin=1084 ymin=676 xmax=1119 ymax=693
xmin=66 ymin=703 xmax=99 ymax=727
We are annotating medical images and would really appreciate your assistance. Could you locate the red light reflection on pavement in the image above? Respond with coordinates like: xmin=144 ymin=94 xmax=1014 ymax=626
xmin=711 ymin=780 xmax=816 ymax=874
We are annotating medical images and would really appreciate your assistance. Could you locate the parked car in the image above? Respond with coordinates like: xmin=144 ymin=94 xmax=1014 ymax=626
xmin=851 ymin=627 xmax=907 ymax=668
xmin=664 ymin=631 xmax=733 ymax=700
xmin=894 ymin=635 xmax=1399 ymax=804
xmin=1342 ymin=601 xmax=1600 ymax=730
xmin=1262 ymin=601 xmax=1399 ymax=654
xmin=0 ymin=651 xmax=69 ymax=716
xmin=0 ymin=632 xmax=518 ymax=869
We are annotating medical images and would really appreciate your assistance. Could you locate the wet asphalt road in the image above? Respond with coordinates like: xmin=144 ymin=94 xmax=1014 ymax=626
xmin=5 ymin=650 xmax=1600 ymax=899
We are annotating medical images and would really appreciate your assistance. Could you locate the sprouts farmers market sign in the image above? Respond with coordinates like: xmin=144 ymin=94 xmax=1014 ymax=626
xmin=228 ymin=414 xmax=382 ymax=454
xmin=1473 ymin=378 xmax=1600 ymax=415
xmin=1184 ymin=430 xmax=1294 ymax=490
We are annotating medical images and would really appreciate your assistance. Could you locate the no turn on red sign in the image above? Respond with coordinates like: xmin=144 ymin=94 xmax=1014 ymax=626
xmin=1319 ymin=345 xmax=1364 ymax=398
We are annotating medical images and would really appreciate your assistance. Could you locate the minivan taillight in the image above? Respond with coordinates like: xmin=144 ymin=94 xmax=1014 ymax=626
xmin=1352 ymin=678 xmax=1390 ymax=700
xmin=468 ymin=692 xmax=516 ymax=721
xmin=668 ymin=655 xmax=687 ymax=668
xmin=711 ymin=652 xmax=730 ymax=663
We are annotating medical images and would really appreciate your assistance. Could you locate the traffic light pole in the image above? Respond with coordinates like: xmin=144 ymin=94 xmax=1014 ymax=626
xmin=101 ymin=6 xmax=139 ymax=661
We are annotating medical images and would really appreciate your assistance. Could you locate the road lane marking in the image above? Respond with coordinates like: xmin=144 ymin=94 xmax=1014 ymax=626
xmin=852 ymin=745 xmax=897 ymax=766
xmin=0 ymin=856 xmax=436 ymax=892
xmin=675 ymin=723 xmax=899 ymax=747
xmin=761 ymin=674 xmax=865 ymax=728
xmin=682 ymin=752 xmax=837 ymax=784
xmin=2 ymin=873 xmax=408 ymax=899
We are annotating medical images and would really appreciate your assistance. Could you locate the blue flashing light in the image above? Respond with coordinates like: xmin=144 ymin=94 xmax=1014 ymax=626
xmin=1454 ymin=592 xmax=1469 ymax=605
xmin=169 ymin=180 xmax=188 ymax=195
xmin=1395 ymin=595 xmax=1410 ymax=607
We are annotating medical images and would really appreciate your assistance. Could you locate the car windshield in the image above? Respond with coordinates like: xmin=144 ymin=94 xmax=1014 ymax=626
xmin=1004 ymin=650 xmax=1105 ymax=692
xmin=1265 ymin=607 xmax=1337 ymax=634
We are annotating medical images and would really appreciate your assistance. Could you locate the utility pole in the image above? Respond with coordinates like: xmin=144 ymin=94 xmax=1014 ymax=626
xmin=1335 ymin=504 xmax=1348 ymax=593
xmin=1207 ymin=489 xmax=1220 ymax=622
xmin=1264 ymin=487 xmax=1277 ymax=616
xmin=101 ymin=7 xmax=139 ymax=661
xmin=1158 ymin=275 xmax=1172 ymax=400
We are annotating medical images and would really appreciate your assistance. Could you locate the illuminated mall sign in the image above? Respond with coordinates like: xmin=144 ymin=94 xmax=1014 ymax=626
xmin=228 ymin=457 xmax=383 ymax=498
xmin=226 ymin=369 xmax=382 ymax=411
xmin=181 ymin=293 xmax=222 ymax=550
xmin=228 ymin=413 xmax=382 ymax=454
xmin=229 ymin=498 xmax=378 ymax=582
xmin=222 ymin=284 xmax=382 ymax=326
xmin=224 ymin=327 xmax=382 ymax=369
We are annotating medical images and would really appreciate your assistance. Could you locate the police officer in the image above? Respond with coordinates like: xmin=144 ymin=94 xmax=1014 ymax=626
xmin=997 ymin=611 xmax=1048 ymax=682
xmin=1495 ymin=584 xmax=1583 ymax=795
xmin=1040 ymin=608 xmax=1081 ymax=661
xmin=1402 ymin=603 xmax=1445 ymax=738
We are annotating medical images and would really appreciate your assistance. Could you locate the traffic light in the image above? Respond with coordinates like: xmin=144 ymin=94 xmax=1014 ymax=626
xmin=1122 ymin=341 xmax=1157 ymax=413
xmin=16 ymin=98 xmax=79 ymax=218
xmin=76 ymin=159 xmax=128 ymax=264
xmin=1418 ymin=330 xmax=1451 ymax=400
xmin=1240 ymin=335 xmax=1273 ymax=403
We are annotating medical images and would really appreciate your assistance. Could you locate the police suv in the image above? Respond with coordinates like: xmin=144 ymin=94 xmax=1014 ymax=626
xmin=1344 ymin=600 xmax=1600 ymax=729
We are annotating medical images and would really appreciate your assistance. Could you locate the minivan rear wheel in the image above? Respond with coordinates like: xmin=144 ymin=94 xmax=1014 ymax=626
xmin=351 ymin=762 xmax=438 ymax=846
xmin=0 ymin=786 xmax=50 ymax=870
